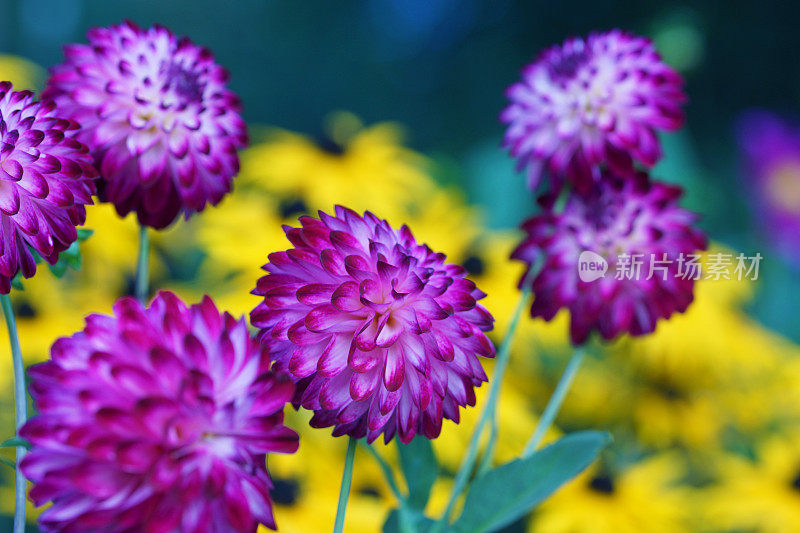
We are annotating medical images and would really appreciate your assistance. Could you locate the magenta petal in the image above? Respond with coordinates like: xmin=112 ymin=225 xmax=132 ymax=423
xmin=350 ymin=367 xmax=381 ymax=401
xmin=383 ymin=346 xmax=405 ymax=391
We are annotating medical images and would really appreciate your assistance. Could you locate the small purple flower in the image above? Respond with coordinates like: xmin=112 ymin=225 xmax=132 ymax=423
xmin=0 ymin=82 xmax=97 ymax=293
xmin=512 ymin=171 xmax=706 ymax=344
xmin=21 ymin=291 xmax=299 ymax=532
xmin=251 ymin=206 xmax=495 ymax=444
xmin=43 ymin=21 xmax=247 ymax=229
xmin=737 ymin=110 xmax=800 ymax=266
xmin=501 ymin=30 xmax=685 ymax=192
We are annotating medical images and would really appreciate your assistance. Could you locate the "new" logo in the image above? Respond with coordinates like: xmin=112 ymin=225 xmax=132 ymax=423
xmin=577 ymin=251 xmax=608 ymax=282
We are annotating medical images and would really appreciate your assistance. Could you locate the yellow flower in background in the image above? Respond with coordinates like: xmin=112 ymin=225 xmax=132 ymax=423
xmin=465 ymin=231 xmax=571 ymax=351
xmin=241 ymin=114 xmax=482 ymax=261
xmin=530 ymin=454 xmax=692 ymax=533
xmin=260 ymin=410 xmax=395 ymax=533
xmin=0 ymin=54 xmax=44 ymax=91
xmin=194 ymin=193 xmax=287 ymax=316
xmin=432 ymin=371 xmax=545 ymax=477
xmin=632 ymin=386 xmax=723 ymax=450
xmin=537 ymin=354 xmax=636 ymax=430
xmin=0 ymin=203 xmax=188 ymax=385
xmin=703 ymin=433 xmax=800 ymax=533
xmin=612 ymin=247 xmax=784 ymax=390
xmin=240 ymin=112 xmax=435 ymax=222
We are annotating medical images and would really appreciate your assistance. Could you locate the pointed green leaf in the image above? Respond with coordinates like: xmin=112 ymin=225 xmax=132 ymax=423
xmin=1 ymin=437 xmax=31 ymax=450
xmin=48 ymin=260 xmax=67 ymax=278
xmin=397 ymin=436 xmax=438 ymax=510
xmin=383 ymin=505 xmax=435 ymax=533
xmin=451 ymin=431 xmax=610 ymax=533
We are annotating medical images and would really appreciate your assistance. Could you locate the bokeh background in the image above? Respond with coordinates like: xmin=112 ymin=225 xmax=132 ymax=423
xmin=0 ymin=1 xmax=799 ymax=531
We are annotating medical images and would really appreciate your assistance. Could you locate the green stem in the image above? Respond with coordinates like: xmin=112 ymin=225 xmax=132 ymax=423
xmin=134 ymin=225 xmax=150 ymax=304
xmin=475 ymin=408 xmax=499 ymax=476
xmin=333 ymin=437 xmax=357 ymax=533
xmin=360 ymin=441 xmax=403 ymax=501
xmin=522 ymin=348 xmax=585 ymax=456
xmin=433 ymin=289 xmax=531 ymax=531
xmin=1 ymin=294 xmax=27 ymax=533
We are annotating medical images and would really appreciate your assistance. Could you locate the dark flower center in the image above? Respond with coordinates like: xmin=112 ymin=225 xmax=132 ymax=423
xmin=790 ymin=470 xmax=800 ymax=492
xmin=463 ymin=255 xmax=486 ymax=276
xmin=549 ymin=48 xmax=590 ymax=80
xmin=357 ymin=484 xmax=382 ymax=498
xmin=279 ymin=198 xmax=309 ymax=219
xmin=164 ymin=62 xmax=204 ymax=103
xmin=270 ymin=477 xmax=300 ymax=505
xmin=13 ymin=301 xmax=36 ymax=319
xmin=588 ymin=474 xmax=615 ymax=494
xmin=314 ymin=134 xmax=346 ymax=155
xmin=653 ymin=380 xmax=685 ymax=401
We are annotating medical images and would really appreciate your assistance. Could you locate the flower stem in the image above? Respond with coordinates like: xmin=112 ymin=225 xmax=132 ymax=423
xmin=522 ymin=348 xmax=585 ymax=456
xmin=333 ymin=437 xmax=357 ymax=533
xmin=134 ymin=225 xmax=150 ymax=304
xmin=1 ymin=294 xmax=27 ymax=533
xmin=433 ymin=288 xmax=531 ymax=531
xmin=360 ymin=441 xmax=403 ymax=501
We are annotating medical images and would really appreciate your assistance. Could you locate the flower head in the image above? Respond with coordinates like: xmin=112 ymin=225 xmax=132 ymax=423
xmin=737 ymin=110 xmax=800 ymax=265
xmin=251 ymin=206 xmax=495 ymax=444
xmin=512 ymin=171 xmax=706 ymax=344
xmin=0 ymin=82 xmax=97 ymax=293
xmin=21 ymin=291 xmax=299 ymax=532
xmin=502 ymin=30 xmax=685 ymax=191
xmin=43 ymin=21 xmax=247 ymax=229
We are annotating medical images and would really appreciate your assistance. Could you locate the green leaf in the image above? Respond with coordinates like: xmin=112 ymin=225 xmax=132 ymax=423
xmin=0 ymin=437 xmax=31 ymax=450
xmin=397 ymin=436 xmax=438 ymax=510
xmin=451 ymin=431 xmax=610 ymax=533
xmin=39 ymin=226 xmax=93 ymax=278
xmin=10 ymin=274 xmax=23 ymax=291
xmin=0 ymin=457 xmax=15 ymax=470
xmin=383 ymin=505 xmax=435 ymax=533
xmin=48 ymin=260 xmax=67 ymax=278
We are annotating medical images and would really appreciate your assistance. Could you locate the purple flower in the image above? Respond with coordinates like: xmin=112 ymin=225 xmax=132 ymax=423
xmin=0 ymin=82 xmax=97 ymax=293
xmin=43 ymin=21 xmax=247 ymax=229
xmin=21 ymin=291 xmax=299 ymax=532
xmin=737 ymin=110 xmax=800 ymax=266
xmin=512 ymin=171 xmax=706 ymax=344
xmin=501 ymin=30 xmax=685 ymax=192
xmin=250 ymin=206 xmax=495 ymax=444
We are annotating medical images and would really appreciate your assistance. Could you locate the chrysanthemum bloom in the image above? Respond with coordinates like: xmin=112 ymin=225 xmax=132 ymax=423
xmin=43 ymin=21 xmax=247 ymax=229
xmin=737 ymin=111 xmax=800 ymax=266
xmin=501 ymin=30 xmax=685 ymax=191
xmin=512 ymin=171 xmax=706 ymax=344
xmin=20 ymin=291 xmax=299 ymax=532
xmin=0 ymin=82 xmax=97 ymax=293
xmin=250 ymin=206 xmax=495 ymax=444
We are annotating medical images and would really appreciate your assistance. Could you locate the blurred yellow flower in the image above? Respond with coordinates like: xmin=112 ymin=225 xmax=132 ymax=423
xmin=262 ymin=410 xmax=395 ymax=533
xmin=612 ymin=247 xmax=785 ymax=389
xmin=530 ymin=454 xmax=692 ymax=533
xmin=703 ymin=433 xmax=800 ymax=533
xmin=0 ymin=54 xmax=44 ymax=91
xmin=240 ymin=112 xmax=435 ymax=222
